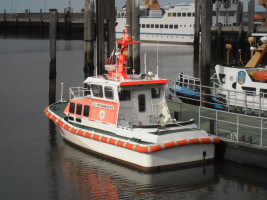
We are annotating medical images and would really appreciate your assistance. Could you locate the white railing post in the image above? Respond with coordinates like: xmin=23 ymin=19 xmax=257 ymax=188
xmin=239 ymin=114 xmax=241 ymax=141
xmin=216 ymin=110 xmax=218 ymax=136
xmin=261 ymin=118 xmax=263 ymax=147
xmin=227 ymin=90 xmax=230 ymax=112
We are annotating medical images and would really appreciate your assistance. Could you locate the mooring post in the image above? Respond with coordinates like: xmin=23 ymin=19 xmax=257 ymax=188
xmin=3 ymin=10 xmax=7 ymax=37
xmin=105 ymin=0 xmax=116 ymax=57
xmin=64 ymin=8 xmax=71 ymax=40
xmin=200 ymin=0 xmax=212 ymax=107
xmin=96 ymin=0 xmax=105 ymax=75
xmin=28 ymin=9 xmax=31 ymax=38
xmin=126 ymin=0 xmax=133 ymax=70
xmin=193 ymin=0 xmax=200 ymax=78
xmin=49 ymin=9 xmax=58 ymax=104
xmin=40 ymin=9 xmax=43 ymax=38
xmin=84 ymin=0 xmax=95 ymax=78
xmin=248 ymin=0 xmax=255 ymax=36
xmin=132 ymin=0 xmax=140 ymax=74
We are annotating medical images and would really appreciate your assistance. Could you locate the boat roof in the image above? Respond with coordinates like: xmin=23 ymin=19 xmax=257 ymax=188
xmin=83 ymin=76 xmax=169 ymax=86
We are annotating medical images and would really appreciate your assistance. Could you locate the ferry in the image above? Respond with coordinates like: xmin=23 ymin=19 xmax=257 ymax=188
xmin=44 ymin=29 xmax=220 ymax=171
xmin=116 ymin=0 xmax=242 ymax=44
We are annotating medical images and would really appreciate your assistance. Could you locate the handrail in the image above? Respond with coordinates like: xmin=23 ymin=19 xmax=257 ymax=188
xmin=69 ymin=87 xmax=91 ymax=100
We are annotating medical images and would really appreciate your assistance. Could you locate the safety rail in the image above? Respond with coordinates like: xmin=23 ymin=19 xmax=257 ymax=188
xmin=69 ymin=87 xmax=91 ymax=100
xmin=199 ymin=106 xmax=267 ymax=147
xmin=170 ymin=73 xmax=267 ymax=116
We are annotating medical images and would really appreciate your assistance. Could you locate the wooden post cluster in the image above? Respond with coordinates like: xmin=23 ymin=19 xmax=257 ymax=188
xmin=200 ymin=0 xmax=212 ymax=107
xmin=49 ymin=9 xmax=58 ymax=104
xmin=84 ymin=0 xmax=95 ymax=78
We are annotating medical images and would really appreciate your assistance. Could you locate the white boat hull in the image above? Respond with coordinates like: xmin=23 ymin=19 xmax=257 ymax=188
xmin=57 ymin=124 xmax=215 ymax=171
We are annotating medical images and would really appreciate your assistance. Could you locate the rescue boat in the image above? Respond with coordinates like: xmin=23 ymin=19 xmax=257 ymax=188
xmin=44 ymin=29 xmax=220 ymax=171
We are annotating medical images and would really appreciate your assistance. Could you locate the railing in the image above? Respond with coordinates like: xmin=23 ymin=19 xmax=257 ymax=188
xmin=169 ymin=73 xmax=267 ymax=116
xmin=199 ymin=106 xmax=267 ymax=147
xmin=69 ymin=87 xmax=91 ymax=100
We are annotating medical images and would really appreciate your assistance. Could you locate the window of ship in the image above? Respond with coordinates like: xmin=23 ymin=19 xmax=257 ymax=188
xmin=104 ymin=86 xmax=114 ymax=100
xmin=220 ymin=12 xmax=226 ymax=16
xmin=138 ymin=94 xmax=146 ymax=112
xmin=155 ymin=24 xmax=159 ymax=28
xmin=119 ymin=90 xmax=131 ymax=101
xmin=151 ymin=24 xmax=154 ymax=28
xmin=168 ymin=13 xmax=172 ymax=17
xmin=193 ymin=12 xmax=195 ymax=17
xmin=174 ymin=25 xmax=178 ymax=29
xmin=169 ymin=24 xmax=173 ymax=29
xmin=182 ymin=13 xmax=186 ymax=17
xmin=69 ymin=102 xmax=75 ymax=114
xmin=229 ymin=12 xmax=235 ymax=16
xmin=164 ymin=24 xmax=168 ymax=28
xmin=212 ymin=11 xmax=216 ymax=16
xmin=142 ymin=24 xmax=145 ymax=28
xmin=187 ymin=13 xmax=191 ymax=17
xmin=83 ymin=105 xmax=90 ymax=117
xmin=92 ymin=84 xmax=103 ymax=98
xmin=151 ymin=88 xmax=161 ymax=98
xmin=173 ymin=13 xmax=176 ymax=17
xmin=76 ymin=103 xmax=82 ymax=115
xmin=178 ymin=13 xmax=181 ymax=17
xmin=242 ymin=86 xmax=256 ymax=96
xmin=146 ymin=24 xmax=150 ymax=28
xmin=160 ymin=24 xmax=163 ymax=28
xmin=219 ymin=74 xmax=226 ymax=84
xmin=260 ymin=89 xmax=267 ymax=98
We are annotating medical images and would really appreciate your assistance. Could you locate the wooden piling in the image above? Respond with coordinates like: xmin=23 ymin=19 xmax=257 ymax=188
xmin=3 ymin=10 xmax=7 ymax=37
xmin=96 ymin=0 xmax=105 ymax=75
xmin=126 ymin=0 xmax=133 ymax=70
xmin=49 ymin=9 xmax=58 ymax=104
xmin=200 ymin=0 xmax=212 ymax=107
xmin=40 ymin=9 xmax=43 ymax=38
xmin=28 ymin=10 xmax=31 ymax=38
xmin=193 ymin=0 xmax=200 ymax=78
xmin=132 ymin=0 xmax=140 ymax=74
xmin=105 ymin=0 xmax=116 ymax=57
xmin=64 ymin=8 xmax=71 ymax=40
xmin=248 ymin=0 xmax=255 ymax=36
xmin=84 ymin=0 xmax=95 ymax=78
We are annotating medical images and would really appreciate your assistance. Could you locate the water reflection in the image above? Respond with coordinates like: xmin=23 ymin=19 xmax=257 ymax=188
xmin=61 ymin=142 xmax=217 ymax=199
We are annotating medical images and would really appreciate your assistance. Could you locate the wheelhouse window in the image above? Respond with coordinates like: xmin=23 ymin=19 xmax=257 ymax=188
xmin=169 ymin=24 xmax=173 ymax=29
xmin=182 ymin=13 xmax=186 ymax=17
xmin=151 ymin=24 xmax=154 ymax=28
xmin=164 ymin=24 xmax=168 ymax=29
xmin=138 ymin=94 xmax=146 ymax=112
xmin=83 ymin=105 xmax=90 ymax=117
xmin=91 ymin=84 xmax=103 ymax=97
xmin=187 ymin=13 xmax=191 ymax=17
xmin=174 ymin=25 xmax=178 ymax=29
xmin=104 ymin=86 xmax=114 ymax=100
xmin=69 ymin=102 xmax=75 ymax=114
xmin=260 ymin=89 xmax=267 ymax=98
xmin=119 ymin=90 xmax=131 ymax=101
xmin=219 ymin=74 xmax=226 ymax=84
xmin=155 ymin=24 xmax=159 ymax=28
xmin=178 ymin=13 xmax=181 ymax=17
xmin=151 ymin=88 xmax=161 ymax=98
xmin=160 ymin=24 xmax=163 ymax=28
xmin=242 ymin=86 xmax=256 ymax=96
xmin=173 ymin=13 xmax=176 ymax=17
xmin=146 ymin=24 xmax=150 ymax=28
xmin=76 ymin=104 xmax=82 ymax=115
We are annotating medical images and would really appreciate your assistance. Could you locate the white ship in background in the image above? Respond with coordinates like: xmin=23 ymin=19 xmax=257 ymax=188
xmin=116 ymin=0 xmax=243 ymax=44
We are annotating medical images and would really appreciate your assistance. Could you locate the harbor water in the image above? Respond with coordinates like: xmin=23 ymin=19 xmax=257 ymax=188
xmin=0 ymin=39 xmax=267 ymax=199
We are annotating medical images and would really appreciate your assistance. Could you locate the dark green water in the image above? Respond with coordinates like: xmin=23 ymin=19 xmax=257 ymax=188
xmin=0 ymin=39 xmax=267 ymax=199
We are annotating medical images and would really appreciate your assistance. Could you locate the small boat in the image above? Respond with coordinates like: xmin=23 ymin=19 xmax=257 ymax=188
xmin=169 ymin=73 xmax=223 ymax=109
xmin=215 ymin=34 xmax=267 ymax=112
xmin=45 ymin=29 xmax=220 ymax=171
